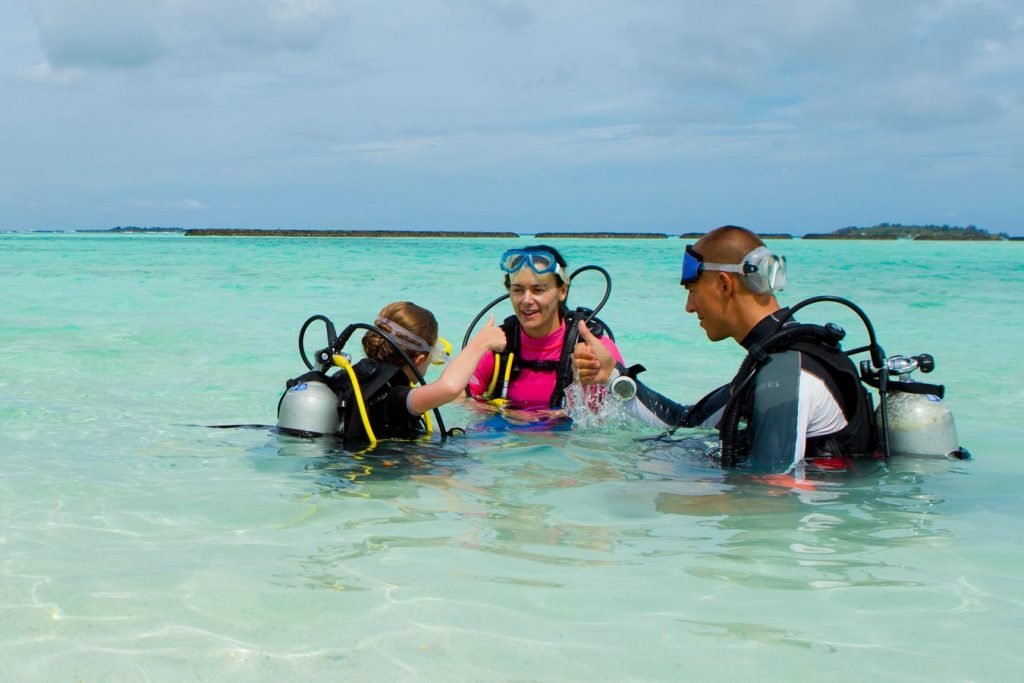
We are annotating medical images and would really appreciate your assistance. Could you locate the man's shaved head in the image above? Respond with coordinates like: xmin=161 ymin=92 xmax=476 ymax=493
xmin=694 ymin=225 xmax=765 ymax=264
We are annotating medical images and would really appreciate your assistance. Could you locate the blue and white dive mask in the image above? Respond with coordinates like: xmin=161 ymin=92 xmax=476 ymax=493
xmin=680 ymin=244 xmax=786 ymax=295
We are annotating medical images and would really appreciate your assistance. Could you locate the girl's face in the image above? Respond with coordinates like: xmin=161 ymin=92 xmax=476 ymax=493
xmin=508 ymin=268 xmax=568 ymax=338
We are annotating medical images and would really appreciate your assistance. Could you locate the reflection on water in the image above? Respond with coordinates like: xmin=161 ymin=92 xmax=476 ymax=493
xmin=649 ymin=459 xmax=958 ymax=592
xmin=266 ymin=424 xmax=964 ymax=598
xmin=268 ymin=431 xmax=474 ymax=491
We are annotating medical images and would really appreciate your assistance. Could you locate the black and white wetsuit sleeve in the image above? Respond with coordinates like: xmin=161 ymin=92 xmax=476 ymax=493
xmin=606 ymin=364 xmax=698 ymax=428
xmin=747 ymin=350 xmax=847 ymax=473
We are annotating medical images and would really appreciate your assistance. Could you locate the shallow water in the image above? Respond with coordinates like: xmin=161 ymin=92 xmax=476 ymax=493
xmin=1 ymin=233 xmax=1022 ymax=681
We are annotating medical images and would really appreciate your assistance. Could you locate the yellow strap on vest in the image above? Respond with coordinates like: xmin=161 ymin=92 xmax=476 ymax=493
xmin=333 ymin=354 xmax=377 ymax=447
xmin=410 ymin=381 xmax=433 ymax=434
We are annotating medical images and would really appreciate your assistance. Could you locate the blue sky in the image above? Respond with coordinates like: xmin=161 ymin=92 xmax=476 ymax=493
xmin=2 ymin=0 xmax=1022 ymax=234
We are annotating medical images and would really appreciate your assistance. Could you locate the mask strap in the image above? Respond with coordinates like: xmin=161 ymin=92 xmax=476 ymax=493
xmin=375 ymin=317 xmax=431 ymax=355
xmin=703 ymin=247 xmax=786 ymax=294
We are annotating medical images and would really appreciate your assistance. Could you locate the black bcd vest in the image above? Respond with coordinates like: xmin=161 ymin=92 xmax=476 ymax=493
xmin=487 ymin=308 xmax=610 ymax=409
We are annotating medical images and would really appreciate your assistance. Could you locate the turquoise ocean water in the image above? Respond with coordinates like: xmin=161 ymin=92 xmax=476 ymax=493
xmin=1 ymin=233 xmax=1022 ymax=681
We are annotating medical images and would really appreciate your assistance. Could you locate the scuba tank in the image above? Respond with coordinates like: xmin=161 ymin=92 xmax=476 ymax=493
xmin=866 ymin=354 xmax=969 ymax=460
xmin=277 ymin=377 xmax=341 ymax=435
xmin=277 ymin=314 xmax=346 ymax=437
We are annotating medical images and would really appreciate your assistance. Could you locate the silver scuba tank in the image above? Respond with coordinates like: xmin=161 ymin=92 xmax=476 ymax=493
xmin=875 ymin=354 xmax=968 ymax=459
xmin=277 ymin=379 xmax=340 ymax=435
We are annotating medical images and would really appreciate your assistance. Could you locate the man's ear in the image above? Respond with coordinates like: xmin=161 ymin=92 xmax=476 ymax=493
xmin=715 ymin=271 xmax=736 ymax=297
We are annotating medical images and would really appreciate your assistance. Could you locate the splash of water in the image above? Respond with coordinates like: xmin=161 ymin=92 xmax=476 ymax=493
xmin=562 ymin=367 xmax=645 ymax=432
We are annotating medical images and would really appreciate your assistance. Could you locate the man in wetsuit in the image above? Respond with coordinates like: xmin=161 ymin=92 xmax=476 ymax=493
xmin=574 ymin=225 xmax=875 ymax=474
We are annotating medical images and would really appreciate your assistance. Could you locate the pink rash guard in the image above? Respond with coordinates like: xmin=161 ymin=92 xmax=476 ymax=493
xmin=468 ymin=319 xmax=624 ymax=410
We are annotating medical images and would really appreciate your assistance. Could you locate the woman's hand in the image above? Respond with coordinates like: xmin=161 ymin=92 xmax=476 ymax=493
xmin=573 ymin=320 xmax=615 ymax=385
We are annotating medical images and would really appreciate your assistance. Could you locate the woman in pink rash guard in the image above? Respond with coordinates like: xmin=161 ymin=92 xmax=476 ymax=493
xmin=467 ymin=245 xmax=624 ymax=415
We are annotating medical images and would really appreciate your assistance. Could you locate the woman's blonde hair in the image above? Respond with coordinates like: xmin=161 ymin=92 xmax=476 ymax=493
xmin=363 ymin=301 xmax=439 ymax=368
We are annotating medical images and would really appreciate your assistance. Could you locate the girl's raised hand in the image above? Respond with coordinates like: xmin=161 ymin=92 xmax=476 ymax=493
xmin=475 ymin=316 xmax=507 ymax=353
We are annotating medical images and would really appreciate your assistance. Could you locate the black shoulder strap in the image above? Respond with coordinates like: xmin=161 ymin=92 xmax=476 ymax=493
xmin=788 ymin=340 xmax=879 ymax=455
xmin=352 ymin=358 xmax=405 ymax=399
xmin=548 ymin=311 xmax=580 ymax=408
xmin=286 ymin=370 xmax=330 ymax=390
xmin=549 ymin=309 xmax=609 ymax=408
xmin=487 ymin=316 xmax=521 ymax=399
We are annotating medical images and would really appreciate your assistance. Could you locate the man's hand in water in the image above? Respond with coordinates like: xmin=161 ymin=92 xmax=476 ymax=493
xmin=573 ymin=320 xmax=616 ymax=385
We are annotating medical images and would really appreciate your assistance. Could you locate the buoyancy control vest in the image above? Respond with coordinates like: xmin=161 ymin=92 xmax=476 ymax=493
xmin=485 ymin=309 xmax=610 ymax=409
xmin=284 ymin=358 xmax=421 ymax=441
xmin=718 ymin=312 xmax=879 ymax=468
xmin=790 ymin=340 xmax=878 ymax=459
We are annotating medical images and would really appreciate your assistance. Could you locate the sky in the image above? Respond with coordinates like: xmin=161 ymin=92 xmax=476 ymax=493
xmin=2 ymin=0 xmax=1022 ymax=235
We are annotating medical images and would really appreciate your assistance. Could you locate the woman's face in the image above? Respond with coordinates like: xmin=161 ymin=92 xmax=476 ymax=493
xmin=508 ymin=268 xmax=568 ymax=338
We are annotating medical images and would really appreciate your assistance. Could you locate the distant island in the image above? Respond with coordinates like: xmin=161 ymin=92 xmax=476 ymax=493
xmin=184 ymin=229 xmax=519 ymax=238
xmin=84 ymin=226 xmax=186 ymax=233
xmin=534 ymin=232 xmax=669 ymax=239
xmin=803 ymin=223 xmax=1007 ymax=240
xmin=11 ymin=223 xmax=1018 ymax=240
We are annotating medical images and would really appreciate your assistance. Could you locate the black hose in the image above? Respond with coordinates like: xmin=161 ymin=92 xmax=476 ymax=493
xmin=778 ymin=296 xmax=885 ymax=368
xmin=568 ymin=264 xmax=613 ymax=325
xmin=298 ymin=315 xmax=338 ymax=370
xmin=461 ymin=293 xmax=510 ymax=349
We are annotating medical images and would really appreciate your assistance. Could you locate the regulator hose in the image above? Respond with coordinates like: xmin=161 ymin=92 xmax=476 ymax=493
xmin=298 ymin=314 xmax=339 ymax=370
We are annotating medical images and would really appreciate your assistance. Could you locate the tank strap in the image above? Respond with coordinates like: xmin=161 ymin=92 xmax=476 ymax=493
xmin=517 ymin=358 xmax=560 ymax=371
xmin=862 ymin=375 xmax=945 ymax=399
xmin=334 ymin=359 xmax=407 ymax=440
xmin=348 ymin=359 xmax=405 ymax=401
xmin=285 ymin=370 xmax=330 ymax=390
xmin=279 ymin=370 xmax=332 ymax=416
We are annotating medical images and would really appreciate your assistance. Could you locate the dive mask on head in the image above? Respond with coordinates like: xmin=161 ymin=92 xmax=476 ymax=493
xmin=376 ymin=318 xmax=450 ymax=365
xmin=680 ymin=244 xmax=786 ymax=294
xmin=500 ymin=249 xmax=568 ymax=282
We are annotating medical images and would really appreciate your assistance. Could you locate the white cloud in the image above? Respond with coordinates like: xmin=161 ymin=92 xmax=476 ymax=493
xmin=3 ymin=1 xmax=1022 ymax=232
